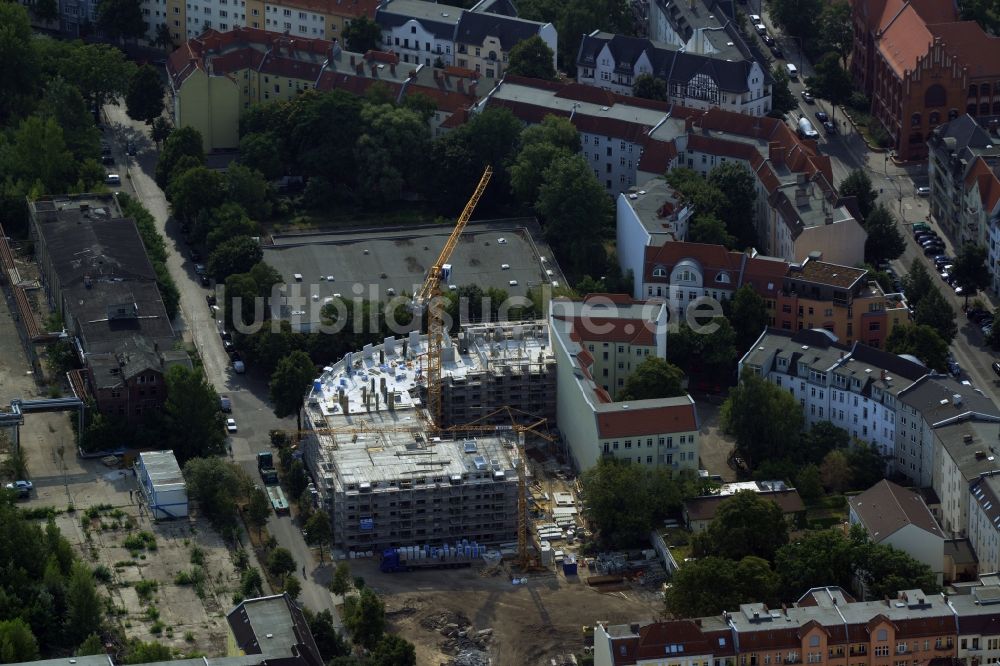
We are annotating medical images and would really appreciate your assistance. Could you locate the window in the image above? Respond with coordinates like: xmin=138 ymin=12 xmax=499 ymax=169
xmin=298 ymin=11 xmax=305 ymax=18
xmin=875 ymin=647 xmax=890 ymax=657
xmin=282 ymin=8 xmax=290 ymax=15
xmin=878 ymin=630 xmax=888 ymax=642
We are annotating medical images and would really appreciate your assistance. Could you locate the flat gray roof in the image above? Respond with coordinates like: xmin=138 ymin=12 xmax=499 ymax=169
xmin=138 ymin=450 xmax=185 ymax=491
xmin=264 ymin=220 xmax=563 ymax=327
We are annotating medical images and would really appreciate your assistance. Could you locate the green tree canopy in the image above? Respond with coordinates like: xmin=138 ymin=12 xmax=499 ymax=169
xmin=839 ymin=169 xmax=878 ymax=221
xmin=721 ymin=373 xmax=804 ymax=469
xmin=507 ymin=35 xmax=557 ymax=80
xmin=226 ymin=163 xmax=272 ymax=218
xmin=239 ymin=131 xmax=283 ymax=180
xmin=774 ymin=529 xmax=857 ymax=598
xmin=245 ymin=487 xmax=271 ymax=537
xmin=688 ymin=213 xmax=735 ymax=248
xmin=207 ymin=235 xmax=263 ymax=282
xmin=342 ymin=16 xmax=381 ymax=53
xmin=862 ymin=204 xmax=905 ymax=264
xmin=952 ymin=243 xmax=989 ymax=306
xmin=182 ymin=457 xmax=249 ymax=530
xmin=369 ymin=634 xmax=417 ymax=666
xmin=65 ymin=563 xmax=102 ymax=645
xmin=728 ymin=285 xmax=768 ymax=351
xmin=167 ymin=166 xmax=226 ymax=221
xmin=769 ymin=65 xmax=797 ymax=118
xmin=270 ymin=351 xmax=316 ymax=431
xmin=819 ymin=1 xmax=853 ymax=67
xmin=123 ymin=640 xmax=172 ymax=664
xmin=163 ymin=365 xmax=226 ymax=461
xmin=617 ymin=357 xmax=685 ymax=401
xmin=665 ymin=555 xmax=778 ymax=617
xmin=634 ymin=73 xmax=667 ymax=101
xmin=693 ymin=490 xmax=789 ymax=561
xmin=155 ymin=126 xmax=204 ymax=187
xmin=305 ymin=510 xmax=333 ymax=561
xmin=581 ymin=458 xmax=683 ymax=548
xmin=885 ymin=323 xmax=949 ymax=372
xmin=913 ymin=286 xmax=957 ymax=343
xmin=125 ymin=65 xmax=164 ymax=123
xmin=343 ymin=588 xmax=386 ymax=649
xmin=97 ymin=0 xmax=146 ymax=43
xmin=354 ymin=104 xmax=430 ymax=202
xmin=901 ymin=258 xmax=935 ymax=309
xmin=805 ymin=52 xmax=853 ymax=120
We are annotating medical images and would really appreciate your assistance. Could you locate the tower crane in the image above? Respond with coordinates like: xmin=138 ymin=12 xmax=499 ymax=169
xmin=414 ymin=165 xmax=493 ymax=430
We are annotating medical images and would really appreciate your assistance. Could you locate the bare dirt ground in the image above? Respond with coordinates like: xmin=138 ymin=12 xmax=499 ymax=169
xmin=694 ymin=399 xmax=737 ymax=481
xmin=347 ymin=559 xmax=662 ymax=666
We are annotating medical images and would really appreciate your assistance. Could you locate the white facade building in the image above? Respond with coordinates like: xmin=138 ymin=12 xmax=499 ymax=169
xmin=616 ymin=178 xmax=692 ymax=294
xmin=136 ymin=450 xmax=188 ymax=520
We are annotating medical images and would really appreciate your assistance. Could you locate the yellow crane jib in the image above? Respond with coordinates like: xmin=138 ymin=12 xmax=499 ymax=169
xmin=414 ymin=165 xmax=493 ymax=430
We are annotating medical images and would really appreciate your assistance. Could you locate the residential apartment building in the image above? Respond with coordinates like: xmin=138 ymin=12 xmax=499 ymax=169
xmin=926 ymin=116 xmax=1000 ymax=289
xmin=849 ymin=0 xmax=1000 ymax=161
xmin=548 ymin=296 xmax=699 ymax=472
xmin=375 ymin=0 xmax=556 ymax=74
xmin=848 ymin=480 xmax=946 ymax=585
xmin=969 ymin=472 xmax=1000 ymax=573
xmin=648 ymin=0 xmax=739 ymax=57
xmin=167 ymin=28 xmax=483 ymax=150
xmin=576 ymin=31 xmax=772 ymax=117
xmin=28 ymin=194 xmax=188 ymax=423
xmin=932 ymin=414 xmax=1000 ymax=538
xmin=616 ymin=178 xmax=694 ymax=282
xmin=637 ymin=240 xmax=787 ymax=312
xmin=739 ymin=328 xmax=927 ymax=479
xmin=476 ymin=77 xmax=857 ymax=255
xmin=595 ymin=586 xmax=960 ymax=666
xmin=776 ymin=258 xmax=908 ymax=348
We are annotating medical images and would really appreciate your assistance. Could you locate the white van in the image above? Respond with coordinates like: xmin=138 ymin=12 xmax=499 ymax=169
xmin=785 ymin=63 xmax=798 ymax=79
xmin=797 ymin=116 xmax=819 ymax=140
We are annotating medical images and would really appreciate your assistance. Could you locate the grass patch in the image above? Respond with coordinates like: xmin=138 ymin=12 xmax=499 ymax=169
xmin=135 ymin=580 xmax=159 ymax=603
xmin=123 ymin=531 xmax=158 ymax=552
xmin=20 ymin=506 xmax=61 ymax=520
xmin=189 ymin=546 xmax=205 ymax=566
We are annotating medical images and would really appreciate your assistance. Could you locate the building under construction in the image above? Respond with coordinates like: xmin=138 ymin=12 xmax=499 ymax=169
xmin=302 ymin=320 xmax=554 ymax=552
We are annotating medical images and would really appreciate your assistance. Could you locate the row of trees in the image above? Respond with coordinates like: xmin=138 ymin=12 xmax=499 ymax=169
xmin=666 ymin=492 xmax=938 ymax=616
xmin=666 ymin=165 xmax=759 ymax=250
xmin=0 ymin=500 xmax=105 ymax=658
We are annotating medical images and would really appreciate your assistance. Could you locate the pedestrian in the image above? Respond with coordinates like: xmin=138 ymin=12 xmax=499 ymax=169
xmin=302 ymin=565 xmax=306 ymax=577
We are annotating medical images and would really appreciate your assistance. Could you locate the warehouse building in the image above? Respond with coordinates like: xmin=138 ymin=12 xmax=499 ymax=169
xmin=136 ymin=450 xmax=188 ymax=520
xmin=301 ymin=321 xmax=552 ymax=552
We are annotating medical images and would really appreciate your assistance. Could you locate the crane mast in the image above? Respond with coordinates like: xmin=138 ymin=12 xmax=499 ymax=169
xmin=414 ymin=165 xmax=493 ymax=429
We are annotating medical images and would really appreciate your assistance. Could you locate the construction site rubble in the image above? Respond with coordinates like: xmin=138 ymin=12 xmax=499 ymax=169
xmin=420 ymin=610 xmax=494 ymax=663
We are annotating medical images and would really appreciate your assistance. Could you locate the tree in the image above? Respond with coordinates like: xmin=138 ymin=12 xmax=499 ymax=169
xmin=769 ymin=0 xmax=824 ymax=49
xmin=769 ymin=65 xmax=798 ymax=118
xmin=1 ymin=436 xmax=29 ymax=480
xmin=204 ymin=203 xmax=259 ymax=252
xmin=961 ymin=0 xmax=1000 ymax=34
xmin=819 ymin=449 xmax=851 ymax=493
xmin=167 ymin=166 xmax=226 ymax=220
xmin=239 ymin=132 xmax=283 ymax=181
xmin=863 ymin=204 xmax=905 ymax=264
xmin=855 ymin=539 xmax=939 ymax=599
xmin=721 ymin=373 xmax=804 ymax=470
xmin=97 ymin=0 xmax=146 ymax=43
xmin=509 ymin=115 xmax=580 ymax=204
xmin=914 ymin=287 xmax=957 ymax=343
xmin=163 ymin=365 xmax=226 ymax=461
xmin=76 ymin=633 xmax=105 ymax=656
xmin=692 ymin=491 xmax=789 ymax=562
xmin=665 ymin=555 xmax=776 ymax=617
xmin=886 ymin=323 xmax=949 ymax=372
xmin=239 ymin=568 xmax=264 ymax=599
xmin=11 ymin=115 xmax=75 ymax=193
xmin=0 ymin=4 xmax=36 ymax=120
xmin=805 ymin=52 xmax=853 ymax=121
xmin=0 ymin=619 xmax=40 ymax=662
xmin=707 ymin=163 xmax=758 ymax=248
xmin=795 ymin=464 xmax=823 ymax=505
xmin=369 ymin=635 xmax=417 ymax=666
xmin=330 ymin=562 xmax=351 ymax=596
xmin=729 ymin=285 xmax=768 ymax=351
xmin=270 ymin=351 xmax=316 ymax=432
xmin=226 ymin=164 xmax=272 ymax=218
xmin=125 ymin=65 xmax=163 ymax=124
xmin=309 ymin=610 xmax=351 ymax=661
xmin=245 ymin=487 xmax=271 ymax=537
xmin=282 ymin=574 xmax=302 ymax=600
xmin=902 ymin=259 xmax=935 ymax=309
xmin=507 ymin=35 xmax=556 ymax=80
xmin=343 ymin=588 xmax=385 ymax=649
xmin=155 ymin=126 xmax=204 ymax=187
xmin=207 ymin=235 xmax=263 ymax=282
xmin=839 ymin=169 xmax=877 ymax=221
xmin=65 ymin=562 xmax=102 ymax=645
xmin=774 ymin=529 xmax=856 ymax=598
xmin=39 ymin=77 xmax=100 ymax=162
xmin=819 ymin=1 xmax=853 ymax=68
xmin=354 ymin=104 xmax=429 ymax=202
xmin=150 ymin=116 xmax=173 ymax=146
xmin=535 ymin=154 xmax=613 ymax=280
xmin=688 ymin=213 xmax=735 ymax=248
xmin=124 ymin=641 xmax=172 ymax=664
xmin=847 ymin=442 xmax=886 ymax=490
xmin=581 ymin=458 xmax=682 ymax=547
xmin=152 ymin=22 xmax=174 ymax=50
xmin=951 ymin=243 xmax=989 ymax=307
xmin=633 ymin=73 xmax=667 ymax=101
xmin=304 ymin=510 xmax=332 ymax=561
xmin=617 ymin=357 xmax=685 ymax=401
xmin=183 ymin=457 xmax=249 ymax=529
xmin=267 ymin=547 xmax=297 ymax=578
xmin=55 ymin=42 xmax=136 ymax=111
xmin=341 ymin=16 xmax=381 ymax=53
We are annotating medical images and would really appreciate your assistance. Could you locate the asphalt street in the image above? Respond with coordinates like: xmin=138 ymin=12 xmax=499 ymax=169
xmin=101 ymin=103 xmax=342 ymax=625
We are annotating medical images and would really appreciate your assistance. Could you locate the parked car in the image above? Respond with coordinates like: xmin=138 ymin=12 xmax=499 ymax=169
xmin=194 ymin=263 xmax=206 ymax=275
xmin=815 ymin=111 xmax=829 ymax=122
xmin=5 ymin=480 xmax=32 ymax=498
xmin=934 ymin=255 xmax=954 ymax=268
xmin=762 ymin=34 xmax=775 ymax=46
xmin=226 ymin=418 xmax=238 ymax=433
xmin=823 ymin=121 xmax=837 ymax=134
xmin=924 ymin=244 xmax=945 ymax=256
xmin=101 ymin=154 xmax=115 ymax=165
xmin=801 ymin=90 xmax=815 ymax=103
xmin=916 ymin=186 xmax=931 ymax=196
xmin=754 ymin=22 xmax=767 ymax=34
xmin=126 ymin=141 xmax=136 ymax=156
xmin=914 ymin=230 xmax=938 ymax=240
xmin=912 ymin=222 xmax=931 ymax=233
xmin=920 ymin=238 xmax=945 ymax=248
xmin=220 ymin=396 xmax=232 ymax=413
xmin=200 ymin=274 xmax=210 ymax=286
xmin=105 ymin=173 xmax=120 ymax=185
xmin=770 ymin=45 xmax=784 ymax=58
xmin=749 ymin=13 xmax=762 ymax=22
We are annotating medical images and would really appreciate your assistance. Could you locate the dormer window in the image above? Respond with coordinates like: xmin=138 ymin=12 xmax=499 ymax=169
xmin=716 ymin=272 xmax=731 ymax=284
xmin=652 ymin=266 xmax=667 ymax=277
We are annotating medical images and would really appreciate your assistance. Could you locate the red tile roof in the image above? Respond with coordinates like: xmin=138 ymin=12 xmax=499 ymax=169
xmin=878 ymin=4 xmax=933 ymax=77
xmin=965 ymin=157 xmax=1000 ymax=213
xmin=928 ymin=21 xmax=1000 ymax=77
xmin=637 ymin=135 xmax=678 ymax=174
xmin=596 ymin=401 xmax=697 ymax=438
xmin=634 ymin=621 xmax=724 ymax=661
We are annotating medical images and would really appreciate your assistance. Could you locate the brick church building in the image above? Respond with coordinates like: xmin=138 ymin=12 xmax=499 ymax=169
xmin=850 ymin=0 xmax=1000 ymax=161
